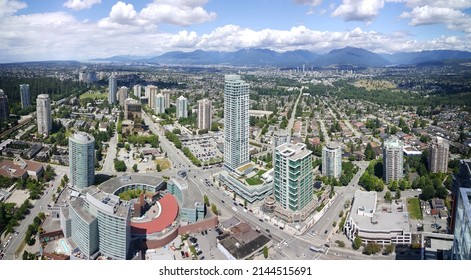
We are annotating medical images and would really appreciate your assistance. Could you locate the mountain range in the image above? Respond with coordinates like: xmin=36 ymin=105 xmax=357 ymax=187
xmin=92 ymin=47 xmax=471 ymax=67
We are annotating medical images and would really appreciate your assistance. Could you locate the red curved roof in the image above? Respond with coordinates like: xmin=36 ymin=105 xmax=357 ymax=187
xmin=131 ymin=194 xmax=179 ymax=235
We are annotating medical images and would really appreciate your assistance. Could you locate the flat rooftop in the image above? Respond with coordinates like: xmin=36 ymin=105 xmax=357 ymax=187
xmin=349 ymin=190 xmax=410 ymax=233
xmin=131 ymin=194 xmax=179 ymax=235
xmin=99 ymin=174 xmax=164 ymax=195
xmin=69 ymin=197 xmax=96 ymax=224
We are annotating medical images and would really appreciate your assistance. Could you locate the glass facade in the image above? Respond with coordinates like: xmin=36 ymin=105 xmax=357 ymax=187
xmin=69 ymin=132 xmax=95 ymax=189
xmin=452 ymin=188 xmax=471 ymax=260
xmin=224 ymin=75 xmax=250 ymax=172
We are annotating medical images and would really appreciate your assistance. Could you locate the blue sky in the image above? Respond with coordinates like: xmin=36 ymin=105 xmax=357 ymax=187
xmin=1 ymin=0 xmax=470 ymax=62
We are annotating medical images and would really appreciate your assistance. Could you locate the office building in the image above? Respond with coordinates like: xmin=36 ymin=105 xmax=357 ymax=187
xmin=429 ymin=136 xmax=449 ymax=173
xmin=69 ymin=132 xmax=95 ymax=189
xmin=197 ymin=99 xmax=212 ymax=130
xmin=146 ymin=85 xmax=158 ymax=110
xmin=108 ymin=74 xmax=117 ymax=105
xmin=0 ymin=90 xmax=9 ymax=120
xmin=36 ymin=94 xmax=52 ymax=136
xmin=155 ymin=93 xmax=166 ymax=114
xmin=451 ymin=187 xmax=471 ymax=260
xmin=322 ymin=142 xmax=342 ymax=178
xmin=20 ymin=84 xmax=31 ymax=109
xmin=161 ymin=89 xmax=171 ymax=109
xmin=224 ymin=75 xmax=250 ymax=172
xmin=344 ymin=190 xmax=411 ymax=245
xmin=124 ymin=98 xmax=141 ymax=120
xmin=117 ymin=86 xmax=128 ymax=107
xmin=274 ymin=143 xmax=313 ymax=212
xmin=383 ymin=136 xmax=404 ymax=184
xmin=176 ymin=95 xmax=188 ymax=119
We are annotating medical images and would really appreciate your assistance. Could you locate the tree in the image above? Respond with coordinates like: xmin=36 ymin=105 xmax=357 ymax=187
xmin=384 ymin=244 xmax=395 ymax=255
xmin=384 ymin=191 xmax=393 ymax=203
xmin=203 ymin=195 xmax=209 ymax=206
xmin=132 ymin=164 xmax=138 ymax=172
xmin=335 ymin=240 xmax=345 ymax=248
xmin=436 ymin=186 xmax=448 ymax=199
xmin=263 ymin=245 xmax=268 ymax=259
xmin=421 ymin=185 xmax=435 ymax=200
xmin=395 ymin=189 xmax=401 ymax=199
xmin=353 ymin=236 xmax=362 ymax=250
xmin=363 ymin=243 xmax=381 ymax=255
xmin=364 ymin=143 xmax=376 ymax=160
xmin=389 ymin=180 xmax=398 ymax=191
xmin=156 ymin=164 xmax=161 ymax=172
xmin=114 ymin=159 xmax=127 ymax=172
xmin=210 ymin=203 xmax=218 ymax=215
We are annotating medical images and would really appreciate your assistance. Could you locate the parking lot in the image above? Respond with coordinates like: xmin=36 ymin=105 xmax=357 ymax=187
xmin=170 ymin=228 xmax=227 ymax=260
xmin=182 ymin=137 xmax=223 ymax=165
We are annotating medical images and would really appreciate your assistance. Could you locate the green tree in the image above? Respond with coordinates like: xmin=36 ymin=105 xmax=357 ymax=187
xmin=363 ymin=243 xmax=381 ymax=255
xmin=263 ymin=245 xmax=268 ymax=259
xmin=353 ymin=236 xmax=362 ymax=250
xmin=156 ymin=164 xmax=161 ymax=172
xmin=203 ymin=195 xmax=209 ymax=206
xmin=335 ymin=240 xmax=345 ymax=248
xmin=395 ymin=189 xmax=401 ymax=199
xmin=364 ymin=143 xmax=376 ymax=160
xmin=436 ymin=186 xmax=448 ymax=199
xmin=114 ymin=159 xmax=127 ymax=172
xmin=132 ymin=164 xmax=138 ymax=172
xmin=384 ymin=244 xmax=395 ymax=255
xmin=421 ymin=185 xmax=435 ymax=200
xmin=384 ymin=191 xmax=393 ymax=203
xmin=210 ymin=203 xmax=218 ymax=215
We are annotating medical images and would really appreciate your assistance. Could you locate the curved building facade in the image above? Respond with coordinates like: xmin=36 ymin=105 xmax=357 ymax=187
xmin=69 ymin=132 xmax=95 ymax=189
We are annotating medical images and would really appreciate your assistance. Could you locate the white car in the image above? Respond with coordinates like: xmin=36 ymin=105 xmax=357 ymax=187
xmin=232 ymin=206 xmax=238 ymax=212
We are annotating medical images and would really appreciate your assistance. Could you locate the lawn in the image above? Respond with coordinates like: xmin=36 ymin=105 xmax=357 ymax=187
xmin=155 ymin=158 xmax=171 ymax=170
xmin=407 ymin=197 xmax=423 ymax=220
xmin=245 ymin=177 xmax=263 ymax=186
xmin=79 ymin=91 xmax=107 ymax=100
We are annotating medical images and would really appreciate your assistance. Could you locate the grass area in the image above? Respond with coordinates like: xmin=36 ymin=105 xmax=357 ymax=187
xmin=79 ymin=91 xmax=107 ymax=100
xmin=245 ymin=177 xmax=263 ymax=186
xmin=15 ymin=239 xmax=26 ymax=258
xmin=256 ymin=169 xmax=267 ymax=176
xmin=354 ymin=80 xmax=396 ymax=91
xmin=155 ymin=158 xmax=171 ymax=170
xmin=407 ymin=197 xmax=423 ymax=220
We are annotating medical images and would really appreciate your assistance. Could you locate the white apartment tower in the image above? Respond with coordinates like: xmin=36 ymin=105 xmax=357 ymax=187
xmin=198 ymin=99 xmax=212 ymax=130
xmin=20 ymin=84 xmax=31 ymax=109
xmin=117 ymin=86 xmax=128 ymax=107
xmin=146 ymin=85 xmax=158 ymax=109
xmin=176 ymin=96 xmax=188 ymax=119
xmin=429 ymin=136 xmax=449 ymax=173
xmin=108 ymin=74 xmax=117 ymax=105
xmin=383 ymin=136 xmax=404 ymax=184
xmin=155 ymin=93 xmax=166 ymax=114
xmin=224 ymin=75 xmax=250 ymax=172
xmin=36 ymin=94 xmax=52 ymax=136
xmin=322 ymin=142 xmax=342 ymax=178
xmin=161 ymin=89 xmax=171 ymax=109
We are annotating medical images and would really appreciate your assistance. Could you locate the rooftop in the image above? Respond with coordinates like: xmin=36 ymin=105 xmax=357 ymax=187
xmin=130 ymin=194 xmax=179 ymax=235
xmin=70 ymin=131 xmax=94 ymax=144
xmin=69 ymin=197 xmax=96 ymax=224
xmin=349 ymin=190 xmax=410 ymax=233
xmin=99 ymin=174 xmax=164 ymax=195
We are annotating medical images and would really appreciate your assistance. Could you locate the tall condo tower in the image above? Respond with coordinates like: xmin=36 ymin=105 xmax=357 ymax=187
xmin=383 ymin=136 xmax=404 ymax=184
xmin=108 ymin=74 xmax=117 ymax=105
xmin=223 ymin=75 xmax=250 ymax=172
xmin=20 ymin=84 xmax=31 ymax=109
xmin=274 ymin=143 xmax=313 ymax=211
xmin=69 ymin=132 xmax=95 ymax=189
xmin=197 ymin=99 xmax=212 ymax=130
xmin=36 ymin=94 xmax=52 ymax=136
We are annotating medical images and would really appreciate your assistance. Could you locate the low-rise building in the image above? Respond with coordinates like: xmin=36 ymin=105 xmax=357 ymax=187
xmin=0 ymin=158 xmax=44 ymax=180
xmin=344 ymin=190 xmax=411 ymax=245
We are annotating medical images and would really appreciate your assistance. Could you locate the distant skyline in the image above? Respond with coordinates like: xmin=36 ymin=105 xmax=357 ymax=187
xmin=1 ymin=0 xmax=471 ymax=62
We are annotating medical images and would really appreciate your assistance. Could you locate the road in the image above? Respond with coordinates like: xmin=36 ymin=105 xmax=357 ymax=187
xmin=287 ymin=85 xmax=304 ymax=137
xmin=141 ymin=110 xmax=194 ymax=169
xmin=2 ymin=172 xmax=65 ymax=260
xmin=101 ymin=126 xmax=118 ymax=174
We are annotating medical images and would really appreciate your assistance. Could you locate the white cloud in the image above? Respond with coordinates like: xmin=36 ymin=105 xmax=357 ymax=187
xmin=63 ymin=0 xmax=101 ymax=11
xmin=0 ymin=0 xmax=27 ymax=17
xmin=401 ymin=6 xmax=471 ymax=32
xmin=0 ymin=8 xmax=470 ymax=62
xmin=140 ymin=0 xmax=216 ymax=26
xmin=405 ymin=0 xmax=471 ymax=9
xmin=293 ymin=0 xmax=323 ymax=6
xmin=99 ymin=0 xmax=216 ymax=28
xmin=332 ymin=0 xmax=385 ymax=22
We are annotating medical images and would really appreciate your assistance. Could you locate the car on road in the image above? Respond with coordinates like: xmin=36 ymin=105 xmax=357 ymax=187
xmin=259 ymin=218 xmax=264 ymax=222
xmin=221 ymin=200 xmax=225 ymax=203
xmin=232 ymin=206 xmax=238 ymax=212
xmin=266 ymin=229 xmax=270 ymax=233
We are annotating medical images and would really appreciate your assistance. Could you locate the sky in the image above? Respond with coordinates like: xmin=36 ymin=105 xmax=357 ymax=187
xmin=0 ymin=0 xmax=471 ymax=62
